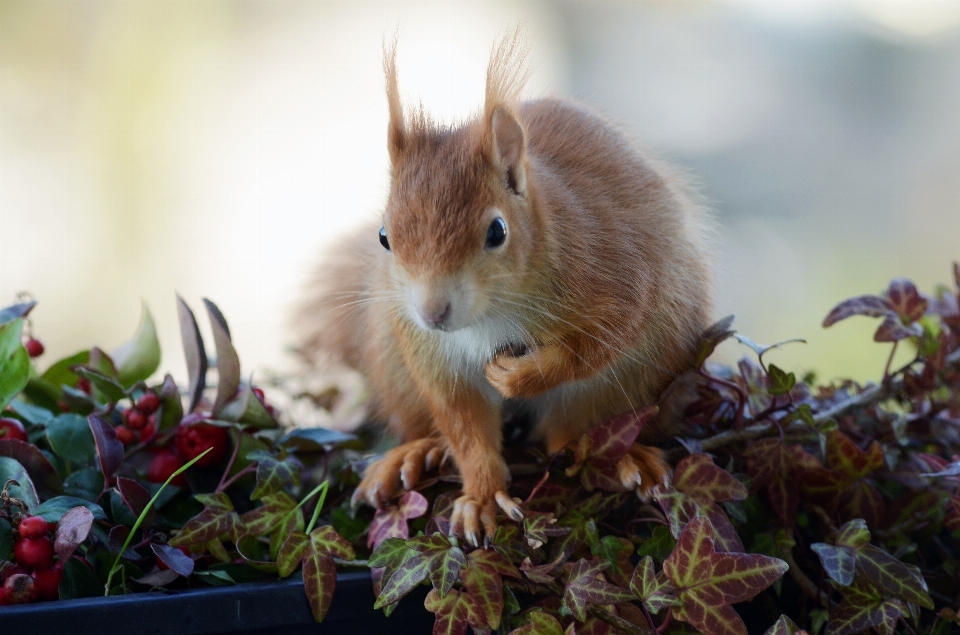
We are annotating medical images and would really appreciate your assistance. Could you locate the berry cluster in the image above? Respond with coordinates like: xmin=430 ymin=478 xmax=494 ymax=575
xmin=0 ymin=516 xmax=62 ymax=605
xmin=115 ymin=391 xmax=160 ymax=447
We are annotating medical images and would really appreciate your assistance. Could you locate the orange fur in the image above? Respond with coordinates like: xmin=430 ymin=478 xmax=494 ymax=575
xmin=295 ymin=33 xmax=713 ymax=545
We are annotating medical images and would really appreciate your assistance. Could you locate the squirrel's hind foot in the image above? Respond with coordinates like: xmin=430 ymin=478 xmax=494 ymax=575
xmin=615 ymin=444 xmax=672 ymax=502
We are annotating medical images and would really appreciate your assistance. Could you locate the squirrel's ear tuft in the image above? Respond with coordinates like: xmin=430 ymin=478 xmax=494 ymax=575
xmin=384 ymin=37 xmax=405 ymax=163
xmin=491 ymin=106 xmax=526 ymax=196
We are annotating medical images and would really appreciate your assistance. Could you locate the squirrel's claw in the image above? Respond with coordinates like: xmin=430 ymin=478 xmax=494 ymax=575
xmin=353 ymin=437 xmax=448 ymax=509
xmin=616 ymin=443 xmax=672 ymax=503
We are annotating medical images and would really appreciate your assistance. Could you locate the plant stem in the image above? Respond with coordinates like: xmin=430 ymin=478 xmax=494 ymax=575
xmin=217 ymin=464 xmax=257 ymax=493
xmin=882 ymin=341 xmax=899 ymax=384
xmin=586 ymin=605 xmax=655 ymax=635
xmin=104 ymin=447 xmax=212 ymax=596
xmin=216 ymin=426 xmax=244 ymax=492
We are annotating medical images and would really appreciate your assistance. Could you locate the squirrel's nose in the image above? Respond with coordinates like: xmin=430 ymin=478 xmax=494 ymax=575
xmin=422 ymin=303 xmax=452 ymax=329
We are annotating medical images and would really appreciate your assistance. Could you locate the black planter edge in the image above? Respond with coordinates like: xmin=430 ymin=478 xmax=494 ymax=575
xmin=0 ymin=570 xmax=433 ymax=635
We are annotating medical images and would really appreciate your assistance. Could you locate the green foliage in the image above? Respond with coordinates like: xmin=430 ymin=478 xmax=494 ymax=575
xmin=3 ymin=265 xmax=960 ymax=634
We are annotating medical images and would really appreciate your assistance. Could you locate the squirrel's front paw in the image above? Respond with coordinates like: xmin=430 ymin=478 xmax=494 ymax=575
xmin=484 ymin=349 xmax=549 ymax=399
xmin=450 ymin=491 xmax=524 ymax=547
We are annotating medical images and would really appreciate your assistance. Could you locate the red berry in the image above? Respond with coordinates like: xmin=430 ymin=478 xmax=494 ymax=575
xmin=31 ymin=568 xmax=62 ymax=601
xmin=18 ymin=516 xmax=48 ymax=540
xmin=115 ymin=425 xmax=135 ymax=446
xmin=125 ymin=408 xmax=147 ymax=430
xmin=136 ymin=392 xmax=161 ymax=414
xmin=140 ymin=415 xmax=157 ymax=442
xmin=252 ymin=387 xmax=265 ymax=402
xmin=3 ymin=573 xmax=36 ymax=604
xmin=24 ymin=338 xmax=44 ymax=358
xmin=14 ymin=536 xmax=54 ymax=570
xmin=0 ymin=417 xmax=28 ymax=442
xmin=147 ymin=450 xmax=187 ymax=486
xmin=76 ymin=378 xmax=92 ymax=394
xmin=175 ymin=422 xmax=229 ymax=467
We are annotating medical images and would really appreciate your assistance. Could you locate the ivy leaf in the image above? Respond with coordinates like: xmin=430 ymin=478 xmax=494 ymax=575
xmin=823 ymin=295 xmax=895 ymax=327
xmin=629 ymin=556 xmax=679 ymax=614
xmin=169 ymin=492 xmax=244 ymax=547
xmin=424 ymin=588 xmax=485 ymax=635
xmin=310 ymin=524 xmax=355 ymax=561
xmin=524 ymin=511 xmax=571 ymax=549
xmin=509 ymin=610 xmax=565 ymax=635
xmin=663 ymin=516 xmax=788 ymax=635
xmin=764 ymin=615 xmax=810 ymax=635
xmin=459 ymin=548 xmax=519 ymax=629
xmin=250 ymin=456 xmax=300 ymax=500
xmin=277 ymin=530 xmax=309 ymax=578
xmin=886 ymin=278 xmax=928 ymax=324
xmin=561 ymin=558 xmax=634 ymax=622
xmin=655 ymin=453 xmax=747 ymax=552
xmin=801 ymin=432 xmax=886 ymax=525
xmin=375 ymin=534 xmax=453 ymax=609
xmin=743 ymin=439 xmax=817 ymax=527
xmin=694 ymin=315 xmax=736 ymax=367
xmin=825 ymin=580 xmax=908 ymax=635
xmin=637 ymin=525 xmax=677 ymax=564
xmin=810 ymin=519 xmax=933 ymax=609
xmin=367 ymin=489 xmax=429 ymax=549
xmin=240 ymin=491 xmax=298 ymax=537
xmin=0 ymin=319 xmax=30 ymax=411
xmin=111 ymin=302 xmax=161 ymax=387
xmin=302 ymin=544 xmax=337 ymax=623
xmin=767 ymin=364 xmax=796 ymax=396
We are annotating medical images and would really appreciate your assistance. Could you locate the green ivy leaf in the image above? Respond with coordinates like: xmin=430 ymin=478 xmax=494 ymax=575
xmin=509 ymin=610 xmax=565 ymax=635
xmin=111 ymin=303 xmax=161 ymax=388
xmin=375 ymin=533 xmax=455 ymax=609
xmin=458 ymin=548 xmax=518 ymax=629
xmin=240 ymin=491 xmax=298 ymax=537
xmin=764 ymin=615 xmax=810 ymax=635
xmin=250 ymin=456 xmax=300 ymax=500
xmin=663 ymin=516 xmax=788 ymax=635
xmin=637 ymin=525 xmax=677 ymax=564
xmin=767 ymin=364 xmax=796 ymax=396
xmin=0 ymin=319 xmax=30 ymax=411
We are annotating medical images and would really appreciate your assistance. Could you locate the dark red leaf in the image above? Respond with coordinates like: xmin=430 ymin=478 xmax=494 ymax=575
xmin=885 ymin=278 xmax=928 ymax=324
xmin=88 ymin=414 xmax=123 ymax=478
xmin=151 ymin=543 xmax=194 ymax=577
xmin=118 ymin=477 xmax=155 ymax=529
xmin=822 ymin=295 xmax=894 ymax=328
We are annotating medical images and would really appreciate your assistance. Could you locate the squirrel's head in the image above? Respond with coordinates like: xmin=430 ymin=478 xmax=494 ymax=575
xmin=378 ymin=33 xmax=538 ymax=334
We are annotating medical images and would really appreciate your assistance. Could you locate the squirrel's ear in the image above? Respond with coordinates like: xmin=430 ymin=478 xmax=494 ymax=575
xmin=491 ymin=106 xmax=526 ymax=196
xmin=385 ymin=39 xmax=405 ymax=163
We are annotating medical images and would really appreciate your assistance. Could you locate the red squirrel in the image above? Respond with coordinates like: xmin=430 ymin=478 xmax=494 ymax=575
xmin=296 ymin=34 xmax=713 ymax=546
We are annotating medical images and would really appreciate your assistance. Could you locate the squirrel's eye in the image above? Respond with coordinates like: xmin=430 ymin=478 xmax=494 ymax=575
xmin=485 ymin=217 xmax=507 ymax=249
xmin=379 ymin=225 xmax=390 ymax=251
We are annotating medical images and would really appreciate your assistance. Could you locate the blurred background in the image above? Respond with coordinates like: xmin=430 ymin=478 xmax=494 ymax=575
xmin=2 ymin=0 xmax=959 ymax=390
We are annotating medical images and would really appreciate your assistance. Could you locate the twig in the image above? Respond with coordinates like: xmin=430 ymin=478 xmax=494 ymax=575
xmin=586 ymin=605 xmax=655 ymax=635
xmin=216 ymin=427 xmax=245 ymax=492
xmin=698 ymin=347 xmax=960 ymax=452
xmin=781 ymin=544 xmax=827 ymax=604
xmin=217 ymin=464 xmax=257 ymax=492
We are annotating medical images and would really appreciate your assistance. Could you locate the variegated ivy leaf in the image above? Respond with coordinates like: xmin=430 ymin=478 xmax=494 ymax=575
xmin=825 ymin=579 xmax=908 ymax=635
xmin=277 ymin=530 xmax=309 ymax=578
xmin=764 ymin=615 xmax=810 ymax=635
xmin=302 ymin=544 xmax=337 ymax=623
xmin=424 ymin=588 xmax=486 ymax=635
xmin=240 ymin=491 xmax=298 ymax=537
xmin=268 ymin=505 xmax=304 ymax=560
xmin=459 ymin=548 xmax=521 ymax=629
xmin=310 ymin=524 xmax=355 ymax=560
xmin=170 ymin=492 xmax=245 ymax=548
xmin=521 ymin=556 xmax=564 ymax=585
xmin=744 ymin=439 xmax=820 ymax=528
xmin=561 ymin=558 xmax=634 ymax=622
xmin=523 ymin=511 xmax=571 ymax=549
xmin=250 ymin=455 xmax=300 ymax=500
xmin=663 ymin=516 xmax=788 ymax=635
xmin=508 ymin=610 xmax=564 ymax=635
xmin=374 ymin=533 xmax=459 ymax=609
xmin=367 ymin=489 xmax=429 ymax=550
xmin=654 ymin=453 xmax=747 ymax=552
xmin=810 ymin=519 xmax=933 ymax=609
xmin=629 ymin=556 xmax=679 ymax=614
